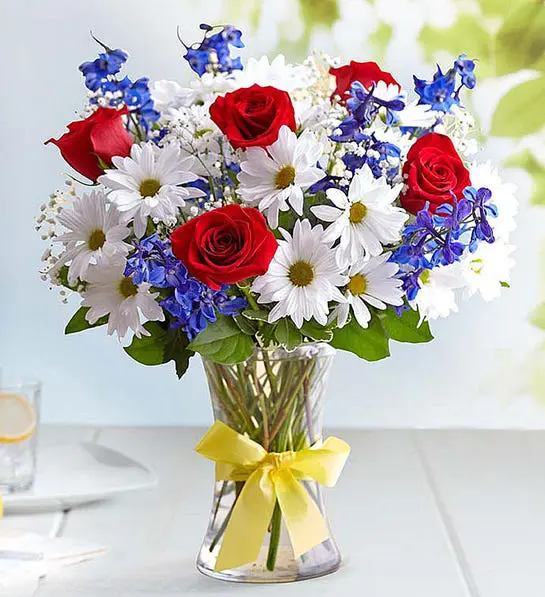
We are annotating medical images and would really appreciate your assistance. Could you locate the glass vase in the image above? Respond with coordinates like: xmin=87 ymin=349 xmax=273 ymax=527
xmin=196 ymin=343 xmax=341 ymax=583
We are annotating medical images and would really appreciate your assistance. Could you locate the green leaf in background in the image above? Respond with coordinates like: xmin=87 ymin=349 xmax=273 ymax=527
xmin=164 ymin=327 xmax=193 ymax=379
xmin=275 ymin=318 xmax=303 ymax=351
xmin=380 ymin=307 xmax=434 ymax=344
xmin=505 ymin=149 xmax=545 ymax=206
xmin=299 ymin=0 xmax=339 ymax=28
xmin=65 ymin=307 xmax=108 ymax=335
xmin=369 ymin=22 xmax=393 ymax=62
xmin=188 ymin=315 xmax=254 ymax=364
xmin=331 ymin=316 xmax=390 ymax=361
xmin=419 ymin=16 xmax=493 ymax=79
xmin=476 ymin=0 xmax=527 ymax=18
xmin=124 ymin=322 xmax=169 ymax=366
xmin=491 ymin=75 xmax=545 ymax=137
xmin=300 ymin=319 xmax=334 ymax=342
xmin=530 ymin=303 xmax=545 ymax=330
xmin=494 ymin=3 xmax=545 ymax=76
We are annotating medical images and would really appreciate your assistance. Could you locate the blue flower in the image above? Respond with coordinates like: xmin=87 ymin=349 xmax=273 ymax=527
xmin=125 ymin=234 xmax=247 ymax=340
xmin=340 ymin=133 xmax=402 ymax=183
xmin=346 ymin=81 xmax=405 ymax=128
xmin=183 ymin=24 xmax=244 ymax=77
xmin=79 ymin=49 xmax=128 ymax=92
xmin=463 ymin=186 xmax=496 ymax=250
xmin=414 ymin=66 xmax=457 ymax=112
xmin=455 ymin=54 xmax=477 ymax=90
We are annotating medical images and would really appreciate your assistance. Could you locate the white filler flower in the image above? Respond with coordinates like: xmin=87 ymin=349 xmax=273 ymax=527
xmin=82 ymin=256 xmax=164 ymax=340
xmin=55 ymin=190 xmax=131 ymax=284
xmin=330 ymin=253 xmax=404 ymax=328
xmin=312 ymin=165 xmax=407 ymax=267
xmin=99 ymin=142 xmax=204 ymax=237
xmin=252 ymin=219 xmax=347 ymax=328
xmin=237 ymin=126 xmax=325 ymax=229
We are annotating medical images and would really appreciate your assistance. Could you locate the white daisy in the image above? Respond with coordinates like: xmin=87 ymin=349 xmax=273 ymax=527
xmin=237 ymin=126 xmax=325 ymax=229
xmin=312 ymin=165 xmax=408 ymax=267
xmin=469 ymin=161 xmax=517 ymax=240
xmin=99 ymin=142 xmax=204 ymax=238
xmin=330 ymin=253 xmax=404 ymax=328
xmin=411 ymin=265 xmax=465 ymax=322
xmin=54 ymin=190 xmax=131 ymax=284
xmin=230 ymin=55 xmax=309 ymax=92
xmin=461 ymin=241 xmax=515 ymax=302
xmin=252 ymin=219 xmax=348 ymax=329
xmin=82 ymin=256 xmax=164 ymax=340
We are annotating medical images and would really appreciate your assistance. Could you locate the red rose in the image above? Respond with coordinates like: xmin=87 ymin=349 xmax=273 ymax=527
xmin=171 ymin=204 xmax=278 ymax=290
xmin=330 ymin=61 xmax=400 ymax=104
xmin=209 ymin=84 xmax=296 ymax=150
xmin=46 ymin=107 xmax=133 ymax=181
xmin=400 ymin=132 xmax=471 ymax=215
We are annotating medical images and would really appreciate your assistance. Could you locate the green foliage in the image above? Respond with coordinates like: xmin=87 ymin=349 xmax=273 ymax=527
xmin=241 ymin=308 xmax=270 ymax=322
xmin=233 ymin=315 xmax=259 ymax=335
xmin=476 ymin=0 xmax=527 ymax=18
xmin=380 ymin=307 xmax=434 ymax=344
xmin=494 ymin=3 xmax=545 ymax=76
xmin=419 ymin=16 xmax=494 ymax=79
xmin=369 ymin=22 xmax=393 ymax=62
xmin=300 ymin=319 xmax=334 ymax=342
xmin=188 ymin=315 xmax=254 ymax=364
xmin=530 ymin=303 xmax=545 ymax=330
xmin=275 ymin=318 xmax=303 ymax=350
xmin=124 ymin=322 xmax=169 ymax=365
xmin=491 ymin=76 xmax=545 ymax=137
xmin=505 ymin=149 xmax=545 ymax=206
xmin=164 ymin=327 xmax=193 ymax=378
xmin=299 ymin=0 xmax=339 ymax=28
xmin=65 ymin=307 xmax=107 ymax=334
xmin=331 ymin=316 xmax=390 ymax=361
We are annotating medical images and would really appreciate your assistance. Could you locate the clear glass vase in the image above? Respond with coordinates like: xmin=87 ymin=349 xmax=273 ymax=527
xmin=196 ymin=343 xmax=341 ymax=583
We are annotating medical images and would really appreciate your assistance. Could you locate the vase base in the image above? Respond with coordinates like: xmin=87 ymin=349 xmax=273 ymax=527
xmin=196 ymin=541 xmax=342 ymax=584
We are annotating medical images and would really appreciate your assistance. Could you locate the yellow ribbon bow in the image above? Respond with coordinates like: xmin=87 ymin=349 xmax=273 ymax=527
xmin=195 ymin=420 xmax=350 ymax=571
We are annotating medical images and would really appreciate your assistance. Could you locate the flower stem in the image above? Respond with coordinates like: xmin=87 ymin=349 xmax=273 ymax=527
xmin=266 ymin=501 xmax=282 ymax=571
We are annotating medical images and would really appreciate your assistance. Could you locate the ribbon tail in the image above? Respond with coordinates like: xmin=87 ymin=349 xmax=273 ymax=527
xmin=214 ymin=467 xmax=276 ymax=572
xmin=274 ymin=469 xmax=329 ymax=558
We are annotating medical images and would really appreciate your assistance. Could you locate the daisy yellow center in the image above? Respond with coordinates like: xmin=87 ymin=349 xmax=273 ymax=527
xmin=139 ymin=178 xmax=162 ymax=198
xmin=349 ymin=201 xmax=367 ymax=224
xmin=348 ymin=273 xmax=367 ymax=296
xmin=419 ymin=269 xmax=431 ymax=285
xmin=288 ymin=260 xmax=314 ymax=287
xmin=88 ymin=229 xmax=106 ymax=251
xmin=118 ymin=277 xmax=138 ymax=299
xmin=274 ymin=165 xmax=296 ymax=190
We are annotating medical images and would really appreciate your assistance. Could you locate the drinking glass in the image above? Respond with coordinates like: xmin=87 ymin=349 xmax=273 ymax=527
xmin=0 ymin=377 xmax=41 ymax=493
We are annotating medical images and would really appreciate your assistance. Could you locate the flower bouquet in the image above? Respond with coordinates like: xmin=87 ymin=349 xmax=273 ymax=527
xmin=39 ymin=24 xmax=516 ymax=582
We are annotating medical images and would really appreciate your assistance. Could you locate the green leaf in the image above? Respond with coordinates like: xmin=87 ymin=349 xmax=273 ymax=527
xmin=505 ymin=149 xmax=545 ymax=205
xmin=476 ymin=0 xmax=527 ymax=18
xmin=501 ymin=281 xmax=511 ymax=288
xmin=530 ymin=303 xmax=545 ymax=330
xmin=369 ymin=21 xmax=393 ymax=62
xmin=188 ymin=315 xmax=254 ymax=364
xmin=164 ymin=327 xmax=193 ymax=378
xmin=491 ymin=76 xmax=545 ymax=137
xmin=380 ymin=308 xmax=433 ymax=344
xmin=241 ymin=308 xmax=270 ymax=322
xmin=233 ymin=315 xmax=258 ymax=336
xmin=494 ymin=3 xmax=545 ymax=76
xmin=124 ymin=322 xmax=169 ymax=366
xmin=65 ymin=307 xmax=108 ymax=335
xmin=300 ymin=320 xmax=334 ymax=342
xmin=419 ymin=16 xmax=493 ymax=79
xmin=274 ymin=318 xmax=303 ymax=350
xmin=331 ymin=316 xmax=390 ymax=361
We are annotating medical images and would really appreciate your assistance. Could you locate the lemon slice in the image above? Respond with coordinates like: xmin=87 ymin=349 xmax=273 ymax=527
xmin=0 ymin=393 xmax=37 ymax=443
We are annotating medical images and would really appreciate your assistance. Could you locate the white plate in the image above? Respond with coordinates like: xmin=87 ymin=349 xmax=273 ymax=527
xmin=2 ymin=443 xmax=157 ymax=514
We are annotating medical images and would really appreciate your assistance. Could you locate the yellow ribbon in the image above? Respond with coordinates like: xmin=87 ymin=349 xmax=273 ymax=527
xmin=195 ymin=420 xmax=350 ymax=571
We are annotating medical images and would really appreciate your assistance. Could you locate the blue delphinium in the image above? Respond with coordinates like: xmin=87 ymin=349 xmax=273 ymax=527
xmin=125 ymin=234 xmax=247 ymax=340
xmin=414 ymin=54 xmax=477 ymax=112
xmin=183 ymin=24 xmax=244 ymax=76
xmin=392 ymin=186 xmax=496 ymax=300
xmin=341 ymin=133 xmax=402 ymax=183
xmin=79 ymin=38 xmax=160 ymax=135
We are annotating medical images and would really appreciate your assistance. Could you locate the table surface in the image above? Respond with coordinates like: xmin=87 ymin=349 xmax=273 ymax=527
xmin=2 ymin=426 xmax=545 ymax=597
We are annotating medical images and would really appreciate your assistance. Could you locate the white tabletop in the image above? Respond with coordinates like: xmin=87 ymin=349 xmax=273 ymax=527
xmin=2 ymin=426 xmax=545 ymax=597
